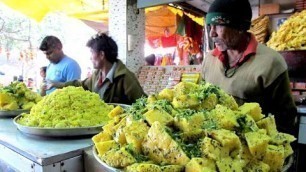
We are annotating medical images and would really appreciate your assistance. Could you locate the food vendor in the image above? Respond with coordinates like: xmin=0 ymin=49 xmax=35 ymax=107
xmin=202 ymin=0 xmax=297 ymax=135
xmin=39 ymin=36 xmax=82 ymax=96
xmin=49 ymin=32 xmax=146 ymax=105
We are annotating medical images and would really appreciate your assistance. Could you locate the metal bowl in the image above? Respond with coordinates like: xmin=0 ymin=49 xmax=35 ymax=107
xmin=91 ymin=103 xmax=129 ymax=171
xmin=92 ymin=146 xmax=122 ymax=172
xmin=92 ymin=145 xmax=293 ymax=172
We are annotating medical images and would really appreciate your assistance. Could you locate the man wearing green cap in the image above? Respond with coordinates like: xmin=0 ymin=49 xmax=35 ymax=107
xmin=202 ymin=0 xmax=297 ymax=135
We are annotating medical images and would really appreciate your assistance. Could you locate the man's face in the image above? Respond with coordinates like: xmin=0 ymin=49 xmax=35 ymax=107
xmin=90 ymin=48 xmax=103 ymax=69
xmin=44 ymin=48 xmax=61 ymax=64
xmin=209 ymin=25 xmax=228 ymax=51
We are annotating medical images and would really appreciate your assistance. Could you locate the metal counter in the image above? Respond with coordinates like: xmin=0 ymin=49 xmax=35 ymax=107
xmin=0 ymin=118 xmax=93 ymax=172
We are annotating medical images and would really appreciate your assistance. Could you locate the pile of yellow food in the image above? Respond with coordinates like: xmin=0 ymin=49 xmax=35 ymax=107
xmin=0 ymin=81 xmax=41 ymax=110
xmin=267 ymin=10 xmax=306 ymax=51
xmin=17 ymin=86 xmax=113 ymax=128
xmin=93 ymin=82 xmax=295 ymax=172
xmin=249 ymin=15 xmax=270 ymax=44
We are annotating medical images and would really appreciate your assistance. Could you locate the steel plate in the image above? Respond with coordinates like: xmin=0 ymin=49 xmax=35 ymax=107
xmin=91 ymin=147 xmax=293 ymax=172
xmin=92 ymin=146 xmax=293 ymax=172
xmin=13 ymin=115 xmax=103 ymax=137
xmin=0 ymin=109 xmax=29 ymax=117
xmin=91 ymin=104 xmax=293 ymax=171
xmin=92 ymin=146 xmax=122 ymax=172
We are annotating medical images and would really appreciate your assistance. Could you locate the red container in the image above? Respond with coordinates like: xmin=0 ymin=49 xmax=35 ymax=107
xmin=279 ymin=50 xmax=306 ymax=81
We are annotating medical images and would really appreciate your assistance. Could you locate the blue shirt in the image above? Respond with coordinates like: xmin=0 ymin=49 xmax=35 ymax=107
xmin=46 ymin=56 xmax=81 ymax=94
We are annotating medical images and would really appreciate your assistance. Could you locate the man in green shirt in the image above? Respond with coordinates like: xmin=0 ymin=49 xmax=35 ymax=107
xmin=49 ymin=32 xmax=146 ymax=105
xmin=202 ymin=0 xmax=297 ymax=135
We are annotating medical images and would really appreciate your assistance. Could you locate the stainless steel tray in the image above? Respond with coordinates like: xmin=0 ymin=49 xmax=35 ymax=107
xmin=91 ymin=104 xmax=293 ymax=171
xmin=91 ymin=146 xmax=293 ymax=172
xmin=13 ymin=115 xmax=103 ymax=137
xmin=0 ymin=109 xmax=29 ymax=117
xmin=92 ymin=146 xmax=122 ymax=172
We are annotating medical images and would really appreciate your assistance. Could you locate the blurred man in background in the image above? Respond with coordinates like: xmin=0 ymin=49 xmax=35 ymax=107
xmin=39 ymin=36 xmax=81 ymax=96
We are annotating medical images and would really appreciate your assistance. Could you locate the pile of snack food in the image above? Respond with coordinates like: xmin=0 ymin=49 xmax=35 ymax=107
xmin=267 ymin=10 xmax=306 ymax=51
xmin=0 ymin=81 xmax=41 ymax=110
xmin=93 ymin=82 xmax=295 ymax=172
xmin=249 ymin=15 xmax=270 ymax=44
xmin=16 ymin=86 xmax=113 ymax=128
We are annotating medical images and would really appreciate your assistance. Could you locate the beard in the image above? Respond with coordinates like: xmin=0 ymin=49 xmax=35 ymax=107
xmin=212 ymin=38 xmax=228 ymax=51
xmin=210 ymin=26 xmax=248 ymax=52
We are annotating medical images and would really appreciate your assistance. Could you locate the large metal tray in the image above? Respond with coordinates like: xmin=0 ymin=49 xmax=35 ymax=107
xmin=0 ymin=109 xmax=29 ymax=117
xmin=12 ymin=103 xmax=130 ymax=137
xmin=13 ymin=115 xmax=103 ymax=137
xmin=91 ymin=104 xmax=293 ymax=171
xmin=92 ymin=146 xmax=293 ymax=172
xmin=92 ymin=146 xmax=122 ymax=172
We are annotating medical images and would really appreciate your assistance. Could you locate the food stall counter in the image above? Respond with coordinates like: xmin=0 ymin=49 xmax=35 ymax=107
xmin=0 ymin=118 xmax=93 ymax=172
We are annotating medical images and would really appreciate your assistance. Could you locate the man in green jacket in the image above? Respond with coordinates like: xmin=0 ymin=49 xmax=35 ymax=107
xmin=49 ymin=32 xmax=146 ymax=105
xmin=202 ymin=0 xmax=297 ymax=135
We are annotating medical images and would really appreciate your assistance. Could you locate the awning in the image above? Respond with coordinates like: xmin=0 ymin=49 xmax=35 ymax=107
xmin=146 ymin=6 xmax=178 ymax=37
xmin=145 ymin=5 xmax=204 ymax=37
xmin=81 ymin=19 xmax=108 ymax=32
xmin=0 ymin=0 xmax=108 ymax=23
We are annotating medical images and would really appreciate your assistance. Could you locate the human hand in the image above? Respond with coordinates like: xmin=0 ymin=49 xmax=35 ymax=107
xmin=48 ymin=81 xmax=65 ymax=89
xmin=39 ymin=81 xmax=49 ymax=96
xmin=40 ymin=81 xmax=49 ymax=91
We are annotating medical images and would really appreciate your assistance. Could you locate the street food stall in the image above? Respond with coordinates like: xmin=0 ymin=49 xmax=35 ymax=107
xmin=0 ymin=85 xmax=115 ymax=171
xmin=0 ymin=0 xmax=306 ymax=172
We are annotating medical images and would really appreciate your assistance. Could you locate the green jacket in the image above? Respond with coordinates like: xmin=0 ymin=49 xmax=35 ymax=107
xmin=65 ymin=60 xmax=146 ymax=105
xmin=202 ymin=44 xmax=297 ymax=135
